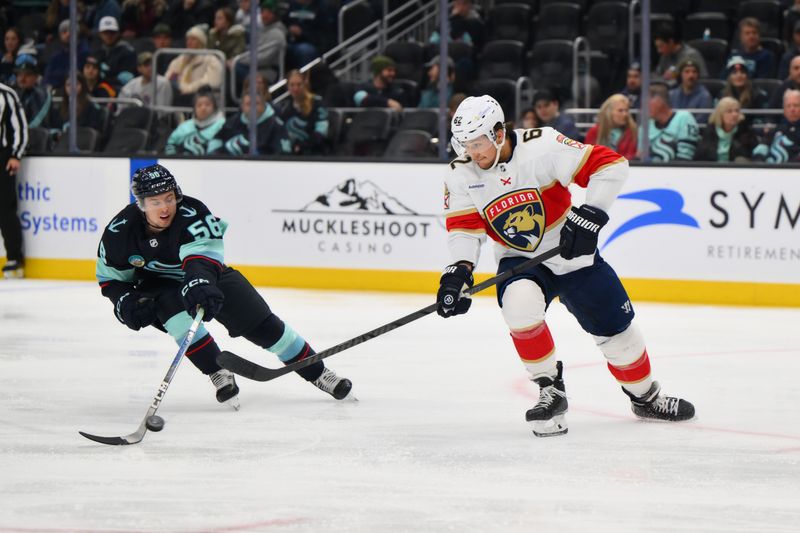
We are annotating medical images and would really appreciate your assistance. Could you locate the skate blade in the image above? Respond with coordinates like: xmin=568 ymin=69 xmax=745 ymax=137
xmin=530 ymin=415 xmax=568 ymax=437
xmin=3 ymin=269 xmax=24 ymax=279
xmin=223 ymin=395 xmax=241 ymax=411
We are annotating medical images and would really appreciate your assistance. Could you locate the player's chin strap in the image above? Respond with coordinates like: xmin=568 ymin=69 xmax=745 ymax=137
xmin=488 ymin=128 xmax=507 ymax=170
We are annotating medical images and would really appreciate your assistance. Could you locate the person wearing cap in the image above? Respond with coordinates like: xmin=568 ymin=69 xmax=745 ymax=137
xmin=752 ymin=88 xmax=800 ymax=163
xmin=726 ymin=18 xmax=776 ymax=80
xmin=668 ymin=59 xmax=712 ymax=123
xmin=694 ymin=97 xmax=759 ymax=163
xmin=150 ymin=23 xmax=173 ymax=76
xmin=0 ymin=28 xmax=23 ymax=86
xmin=419 ymin=55 xmax=455 ymax=109
xmin=0 ymin=78 xmax=27 ymax=278
xmin=118 ymin=51 xmax=173 ymax=113
xmin=778 ymin=20 xmax=800 ymax=80
xmin=722 ymin=56 xmax=769 ymax=111
xmin=353 ymin=55 xmax=407 ymax=111
xmin=620 ymin=62 xmax=642 ymax=108
xmin=232 ymin=0 xmax=287 ymax=87
xmin=92 ymin=15 xmax=137 ymax=91
xmin=165 ymin=25 xmax=223 ymax=106
xmin=533 ymin=89 xmax=581 ymax=141
xmin=12 ymin=54 xmax=52 ymax=129
xmin=653 ymin=22 xmax=708 ymax=82
xmin=769 ymin=55 xmax=800 ymax=108
xmin=42 ymin=19 xmax=90 ymax=89
xmin=83 ymin=55 xmax=116 ymax=98
xmin=645 ymin=82 xmax=700 ymax=162
xmin=278 ymin=69 xmax=329 ymax=155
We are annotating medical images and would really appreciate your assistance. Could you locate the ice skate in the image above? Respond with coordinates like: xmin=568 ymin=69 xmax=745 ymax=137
xmin=525 ymin=361 xmax=568 ymax=437
xmin=2 ymin=260 xmax=24 ymax=279
xmin=624 ymin=381 xmax=695 ymax=421
xmin=312 ymin=368 xmax=355 ymax=400
xmin=210 ymin=369 xmax=240 ymax=410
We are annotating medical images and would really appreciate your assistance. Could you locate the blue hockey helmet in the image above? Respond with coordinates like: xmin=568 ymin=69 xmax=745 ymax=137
xmin=131 ymin=164 xmax=183 ymax=209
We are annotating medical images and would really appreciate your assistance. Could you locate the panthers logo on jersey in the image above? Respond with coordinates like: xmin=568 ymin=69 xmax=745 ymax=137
xmin=483 ymin=189 xmax=546 ymax=252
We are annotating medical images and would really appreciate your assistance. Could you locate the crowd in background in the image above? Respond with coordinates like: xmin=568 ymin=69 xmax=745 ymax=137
xmin=1 ymin=0 xmax=800 ymax=163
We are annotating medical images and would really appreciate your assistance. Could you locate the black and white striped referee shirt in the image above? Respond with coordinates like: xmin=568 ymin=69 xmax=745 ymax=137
xmin=0 ymin=82 xmax=28 ymax=160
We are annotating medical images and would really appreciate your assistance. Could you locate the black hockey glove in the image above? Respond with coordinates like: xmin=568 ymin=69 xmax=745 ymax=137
xmin=115 ymin=291 xmax=158 ymax=331
xmin=559 ymin=204 xmax=609 ymax=260
xmin=437 ymin=263 xmax=474 ymax=318
xmin=181 ymin=278 xmax=224 ymax=321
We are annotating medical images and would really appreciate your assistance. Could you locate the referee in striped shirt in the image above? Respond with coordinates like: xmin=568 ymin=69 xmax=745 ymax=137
xmin=0 ymin=82 xmax=28 ymax=278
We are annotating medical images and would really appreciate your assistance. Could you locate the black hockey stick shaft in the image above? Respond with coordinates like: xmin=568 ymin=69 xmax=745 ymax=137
xmin=217 ymin=246 xmax=562 ymax=382
xmin=79 ymin=307 xmax=205 ymax=445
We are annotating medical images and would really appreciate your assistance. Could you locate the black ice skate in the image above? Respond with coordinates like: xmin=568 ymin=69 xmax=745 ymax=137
xmin=210 ymin=369 xmax=240 ymax=410
xmin=623 ymin=381 xmax=695 ymax=422
xmin=2 ymin=260 xmax=24 ymax=279
xmin=526 ymin=360 xmax=568 ymax=437
xmin=312 ymin=368 xmax=354 ymax=400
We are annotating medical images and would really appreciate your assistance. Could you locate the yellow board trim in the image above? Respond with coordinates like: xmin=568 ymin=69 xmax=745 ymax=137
xmin=10 ymin=258 xmax=800 ymax=307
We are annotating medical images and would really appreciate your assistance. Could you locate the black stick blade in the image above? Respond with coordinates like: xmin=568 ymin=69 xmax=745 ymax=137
xmin=217 ymin=351 xmax=284 ymax=381
xmin=79 ymin=431 xmax=130 ymax=445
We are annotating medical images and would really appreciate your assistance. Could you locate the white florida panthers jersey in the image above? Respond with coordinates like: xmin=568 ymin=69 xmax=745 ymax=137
xmin=443 ymin=127 xmax=629 ymax=275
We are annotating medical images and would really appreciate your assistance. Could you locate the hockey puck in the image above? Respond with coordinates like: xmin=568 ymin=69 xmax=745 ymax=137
xmin=145 ymin=415 xmax=165 ymax=432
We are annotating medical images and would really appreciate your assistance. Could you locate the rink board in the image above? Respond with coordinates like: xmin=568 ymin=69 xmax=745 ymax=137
xmin=6 ymin=156 xmax=799 ymax=307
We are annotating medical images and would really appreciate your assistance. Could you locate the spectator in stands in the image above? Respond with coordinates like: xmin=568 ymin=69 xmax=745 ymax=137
xmin=210 ymin=7 xmax=246 ymax=63
xmin=165 ymin=25 xmax=224 ymax=106
xmin=654 ymin=23 xmax=708 ymax=83
xmin=752 ymin=89 xmax=800 ymax=163
xmin=430 ymin=0 xmax=485 ymax=51
xmin=769 ymin=55 xmax=800 ymax=108
xmin=533 ymin=89 xmax=581 ymax=141
xmin=45 ymin=0 xmax=88 ymax=41
xmin=727 ymin=18 xmax=776 ymax=80
xmin=220 ymin=83 xmax=291 ymax=156
xmin=151 ymin=23 xmax=173 ymax=75
xmin=163 ymin=87 xmax=224 ymax=155
xmin=118 ymin=52 xmax=172 ymax=111
xmin=13 ymin=55 xmax=52 ymax=129
xmin=233 ymin=0 xmax=287 ymax=86
xmin=621 ymin=62 xmax=642 ymax=108
xmin=694 ymin=97 xmax=759 ymax=163
xmin=0 ymin=28 xmax=23 ymax=85
xmin=83 ymin=55 xmax=116 ymax=98
xmin=235 ymin=0 xmax=263 ymax=34
xmin=51 ymin=72 xmax=106 ymax=134
xmin=87 ymin=0 xmax=122 ymax=36
xmin=42 ymin=19 xmax=90 ymax=90
xmin=285 ymin=0 xmax=335 ymax=68
xmin=585 ymin=94 xmax=637 ymax=161
xmin=519 ymin=107 xmax=539 ymax=130
xmin=278 ymin=69 xmax=328 ymax=155
xmin=669 ymin=59 xmax=712 ymax=123
xmin=722 ymin=56 xmax=770 ymax=111
xmin=354 ymin=55 xmax=407 ymax=111
xmin=92 ymin=15 xmax=137 ymax=91
xmin=419 ymin=56 xmax=454 ymax=109
xmin=786 ymin=1 xmax=800 ymax=44
xmin=645 ymin=82 xmax=700 ymax=162
xmin=167 ymin=0 xmax=215 ymax=39
xmin=120 ymin=0 xmax=168 ymax=38
xmin=778 ymin=21 xmax=800 ymax=80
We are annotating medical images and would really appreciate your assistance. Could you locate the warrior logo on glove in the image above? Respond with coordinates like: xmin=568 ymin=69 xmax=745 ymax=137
xmin=484 ymin=189 xmax=546 ymax=252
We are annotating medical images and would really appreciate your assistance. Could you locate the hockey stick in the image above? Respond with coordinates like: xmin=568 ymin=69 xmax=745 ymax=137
xmin=217 ymin=246 xmax=562 ymax=382
xmin=79 ymin=307 xmax=205 ymax=445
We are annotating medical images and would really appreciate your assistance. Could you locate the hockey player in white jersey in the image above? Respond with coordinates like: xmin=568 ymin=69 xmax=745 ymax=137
xmin=437 ymin=95 xmax=695 ymax=437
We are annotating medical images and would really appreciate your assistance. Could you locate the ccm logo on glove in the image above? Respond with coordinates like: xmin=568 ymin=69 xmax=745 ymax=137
xmin=181 ymin=277 xmax=210 ymax=296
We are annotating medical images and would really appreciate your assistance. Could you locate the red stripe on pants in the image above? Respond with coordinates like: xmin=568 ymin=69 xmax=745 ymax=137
xmin=608 ymin=350 xmax=651 ymax=383
xmin=511 ymin=323 xmax=554 ymax=363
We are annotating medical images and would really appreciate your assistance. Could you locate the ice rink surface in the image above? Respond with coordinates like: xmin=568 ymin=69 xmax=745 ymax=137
xmin=1 ymin=280 xmax=799 ymax=533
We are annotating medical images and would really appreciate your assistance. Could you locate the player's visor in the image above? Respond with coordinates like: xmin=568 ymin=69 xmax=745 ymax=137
xmin=141 ymin=193 xmax=178 ymax=212
xmin=456 ymin=135 xmax=493 ymax=153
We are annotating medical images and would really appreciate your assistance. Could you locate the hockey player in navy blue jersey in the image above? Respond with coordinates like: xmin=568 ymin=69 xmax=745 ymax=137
xmin=96 ymin=163 xmax=353 ymax=407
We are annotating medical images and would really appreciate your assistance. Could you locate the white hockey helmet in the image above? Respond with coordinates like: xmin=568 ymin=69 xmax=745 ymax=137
xmin=450 ymin=95 xmax=507 ymax=168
